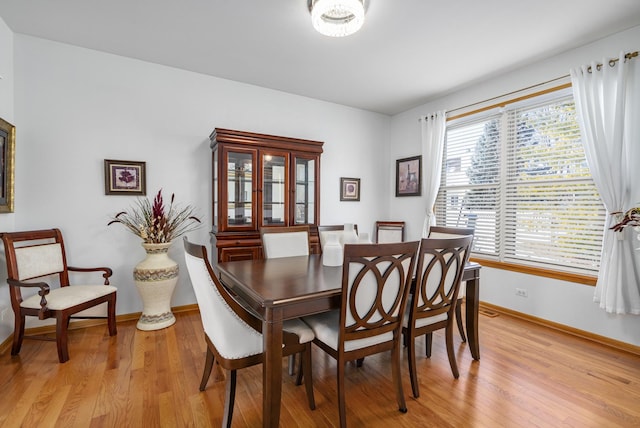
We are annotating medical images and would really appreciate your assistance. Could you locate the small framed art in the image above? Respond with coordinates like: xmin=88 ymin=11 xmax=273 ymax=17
xmin=104 ymin=159 xmax=146 ymax=195
xmin=396 ymin=155 xmax=421 ymax=197
xmin=0 ymin=117 xmax=15 ymax=213
xmin=340 ymin=177 xmax=360 ymax=201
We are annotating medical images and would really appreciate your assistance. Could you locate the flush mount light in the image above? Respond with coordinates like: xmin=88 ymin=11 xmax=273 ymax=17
xmin=308 ymin=0 xmax=366 ymax=37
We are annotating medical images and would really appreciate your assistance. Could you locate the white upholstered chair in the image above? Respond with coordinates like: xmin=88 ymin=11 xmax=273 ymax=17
xmin=0 ymin=228 xmax=117 ymax=363
xmin=260 ymin=225 xmax=310 ymax=259
xmin=303 ymin=241 xmax=419 ymax=427
xmin=260 ymin=225 xmax=313 ymax=375
xmin=403 ymin=235 xmax=473 ymax=398
xmin=375 ymin=221 xmax=405 ymax=243
xmin=183 ymin=238 xmax=315 ymax=427
xmin=427 ymin=226 xmax=475 ymax=343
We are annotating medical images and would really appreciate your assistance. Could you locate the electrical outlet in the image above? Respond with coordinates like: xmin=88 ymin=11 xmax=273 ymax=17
xmin=515 ymin=288 xmax=528 ymax=298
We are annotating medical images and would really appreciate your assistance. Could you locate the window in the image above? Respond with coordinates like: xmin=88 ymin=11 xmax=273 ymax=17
xmin=435 ymin=88 xmax=606 ymax=275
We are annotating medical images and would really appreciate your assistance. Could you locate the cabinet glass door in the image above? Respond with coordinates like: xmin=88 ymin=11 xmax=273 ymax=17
xmin=294 ymin=157 xmax=315 ymax=225
xmin=227 ymin=151 xmax=254 ymax=227
xmin=262 ymin=153 xmax=288 ymax=226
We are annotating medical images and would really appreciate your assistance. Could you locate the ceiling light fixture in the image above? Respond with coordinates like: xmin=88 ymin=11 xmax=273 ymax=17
xmin=309 ymin=0 xmax=366 ymax=38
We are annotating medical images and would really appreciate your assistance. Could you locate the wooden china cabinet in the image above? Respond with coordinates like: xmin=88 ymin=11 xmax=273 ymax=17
xmin=209 ymin=128 xmax=323 ymax=263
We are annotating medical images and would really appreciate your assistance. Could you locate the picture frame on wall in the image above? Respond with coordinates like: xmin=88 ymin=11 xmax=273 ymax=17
xmin=104 ymin=159 xmax=146 ymax=195
xmin=396 ymin=155 xmax=421 ymax=197
xmin=340 ymin=177 xmax=360 ymax=201
xmin=0 ymin=117 xmax=16 ymax=213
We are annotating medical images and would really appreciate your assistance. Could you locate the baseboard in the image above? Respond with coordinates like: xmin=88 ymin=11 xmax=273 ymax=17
xmin=480 ymin=301 xmax=640 ymax=356
xmin=0 ymin=304 xmax=200 ymax=356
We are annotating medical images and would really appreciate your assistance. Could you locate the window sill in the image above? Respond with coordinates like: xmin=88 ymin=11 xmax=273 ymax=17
xmin=469 ymin=257 xmax=597 ymax=286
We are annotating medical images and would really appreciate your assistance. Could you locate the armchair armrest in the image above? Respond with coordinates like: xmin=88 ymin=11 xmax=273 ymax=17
xmin=7 ymin=278 xmax=51 ymax=319
xmin=68 ymin=266 xmax=113 ymax=285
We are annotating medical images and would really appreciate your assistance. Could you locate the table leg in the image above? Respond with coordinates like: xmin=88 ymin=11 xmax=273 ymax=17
xmin=263 ymin=307 xmax=283 ymax=427
xmin=465 ymin=276 xmax=480 ymax=360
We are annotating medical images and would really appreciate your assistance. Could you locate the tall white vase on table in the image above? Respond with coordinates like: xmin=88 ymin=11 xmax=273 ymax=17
xmin=134 ymin=242 xmax=178 ymax=331
xmin=343 ymin=223 xmax=359 ymax=245
xmin=323 ymin=233 xmax=343 ymax=266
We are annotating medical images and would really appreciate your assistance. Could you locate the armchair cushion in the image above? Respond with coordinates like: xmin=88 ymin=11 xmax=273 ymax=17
xmin=20 ymin=285 xmax=118 ymax=310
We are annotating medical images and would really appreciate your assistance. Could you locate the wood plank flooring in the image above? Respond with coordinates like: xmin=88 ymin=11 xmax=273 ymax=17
xmin=1 ymin=307 xmax=639 ymax=427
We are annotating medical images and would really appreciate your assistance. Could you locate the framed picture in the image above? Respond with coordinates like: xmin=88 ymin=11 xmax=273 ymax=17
xmin=0 ymin=118 xmax=15 ymax=213
xmin=104 ymin=159 xmax=146 ymax=195
xmin=340 ymin=177 xmax=360 ymax=201
xmin=396 ymin=155 xmax=421 ymax=197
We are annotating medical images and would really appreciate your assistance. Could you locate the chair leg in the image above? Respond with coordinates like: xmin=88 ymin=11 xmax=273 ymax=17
xmin=445 ymin=324 xmax=460 ymax=379
xmin=200 ymin=347 xmax=215 ymax=391
xmin=391 ymin=339 xmax=408 ymax=413
xmin=107 ymin=293 xmax=118 ymax=336
xmin=56 ymin=313 xmax=71 ymax=363
xmin=355 ymin=357 xmax=364 ymax=367
xmin=425 ymin=333 xmax=433 ymax=358
xmin=337 ymin=361 xmax=347 ymax=428
xmin=300 ymin=343 xmax=316 ymax=410
xmin=11 ymin=314 xmax=26 ymax=356
xmin=222 ymin=369 xmax=237 ymax=428
xmin=455 ymin=299 xmax=466 ymax=342
xmin=288 ymin=354 xmax=296 ymax=376
xmin=407 ymin=332 xmax=420 ymax=398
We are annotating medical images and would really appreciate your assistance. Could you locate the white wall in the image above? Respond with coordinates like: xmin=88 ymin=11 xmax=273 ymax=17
xmin=389 ymin=25 xmax=640 ymax=347
xmin=0 ymin=33 xmax=391 ymax=343
xmin=0 ymin=15 xmax=15 ymax=341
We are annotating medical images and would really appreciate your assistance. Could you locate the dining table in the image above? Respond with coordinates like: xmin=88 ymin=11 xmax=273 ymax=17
xmin=217 ymin=254 xmax=481 ymax=427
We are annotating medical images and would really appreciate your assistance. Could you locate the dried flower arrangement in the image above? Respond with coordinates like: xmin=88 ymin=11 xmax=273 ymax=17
xmin=108 ymin=189 xmax=201 ymax=243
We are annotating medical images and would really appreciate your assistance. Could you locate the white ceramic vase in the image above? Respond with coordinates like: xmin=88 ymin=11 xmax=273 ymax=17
xmin=323 ymin=233 xmax=343 ymax=266
xmin=134 ymin=242 xmax=178 ymax=331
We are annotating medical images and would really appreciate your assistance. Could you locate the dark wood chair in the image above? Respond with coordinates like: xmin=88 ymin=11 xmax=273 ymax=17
xmin=183 ymin=238 xmax=315 ymax=427
xmin=403 ymin=235 xmax=473 ymax=398
xmin=427 ymin=226 xmax=475 ymax=343
xmin=317 ymin=224 xmax=358 ymax=251
xmin=303 ymin=241 xmax=419 ymax=427
xmin=375 ymin=221 xmax=405 ymax=243
xmin=0 ymin=228 xmax=117 ymax=363
xmin=260 ymin=225 xmax=310 ymax=259
xmin=260 ymin=225 xmax=311 ymax=376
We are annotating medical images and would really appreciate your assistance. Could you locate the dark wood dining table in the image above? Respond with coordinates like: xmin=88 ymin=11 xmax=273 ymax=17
xmin=217 ymin=254 xmax=481 ymax=427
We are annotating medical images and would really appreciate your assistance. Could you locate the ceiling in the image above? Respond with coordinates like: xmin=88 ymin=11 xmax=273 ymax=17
xmin=2 ymin=0 xmax=640 ymax=115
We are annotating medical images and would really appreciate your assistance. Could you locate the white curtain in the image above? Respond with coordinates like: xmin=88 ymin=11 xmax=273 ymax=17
xmin=570 ymin=52 xmax=640 ymax=314
xmin=420 ymin=111 xmax=447 ymax=238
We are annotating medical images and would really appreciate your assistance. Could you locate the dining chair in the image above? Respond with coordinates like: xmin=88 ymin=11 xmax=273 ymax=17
xmin=260 ymin=225 xmax=310 ymax=259
xmin=403 ymin=235 xmax=473 ymax=398
xmin=183 ymin=238 xmax=316 ymax=427
xmin=303 ymin=241 xmax=419 ymax=427
xmin=317 ymin=224 xmax=359 ymax=251
xmin=375 ymin=221 xmax=405 ymax=243
xmin=427 ymin=226 xmax=475 ymax=343
xmin=260 ymin=225 xmax=311 ymax=375
xmin=0 ymin=228 xmax=117 ymax=363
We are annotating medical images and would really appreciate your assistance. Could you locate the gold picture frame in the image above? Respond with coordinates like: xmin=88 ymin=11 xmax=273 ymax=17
xmin=0 ymin=118 xmax=15 ymax=213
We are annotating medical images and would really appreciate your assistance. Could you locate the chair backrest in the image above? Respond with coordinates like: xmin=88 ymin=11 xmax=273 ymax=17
xmin=260 ymin=225 xmax=310 ymax=259
xmin=1 ymin=229 xmax=71 ymax=303
xmin=410 ymin=236 xmax=473 ymax=322
xmin=428 ymin=225 xmax=475 ymax=240
xmin=317 ymin=224 xmax=358 ymax=250
xmin=339 ymin=241 xmax=419 ymax=352
xmin=183 ymin=237 xmax=264 ymax=360
xmin=375 ymin=221 xmax=405 ymax=243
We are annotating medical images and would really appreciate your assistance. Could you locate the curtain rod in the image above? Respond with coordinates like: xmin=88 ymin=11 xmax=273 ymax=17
xmin=420 ymin=49 xmax=638 ymax=121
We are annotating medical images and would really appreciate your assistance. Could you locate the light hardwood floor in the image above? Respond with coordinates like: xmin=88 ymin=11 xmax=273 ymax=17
xmin=1 ymin=307 xmax=639 ymax=427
